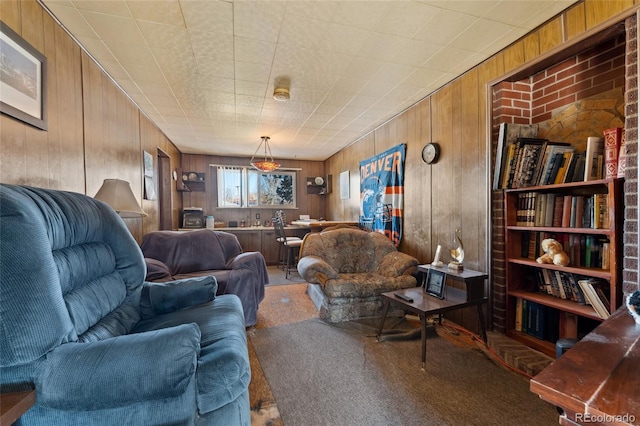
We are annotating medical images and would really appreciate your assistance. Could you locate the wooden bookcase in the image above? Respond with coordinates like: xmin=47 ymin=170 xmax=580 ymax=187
xmin=504 ymin=178 xmax=623 ymax=357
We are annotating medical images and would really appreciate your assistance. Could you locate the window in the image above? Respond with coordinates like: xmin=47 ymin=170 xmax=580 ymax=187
xmin=215 ymin=165 xmax=297 ymax=208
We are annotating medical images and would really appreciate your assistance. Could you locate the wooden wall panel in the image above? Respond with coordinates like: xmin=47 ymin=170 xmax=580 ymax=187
xmin=538 ymin=17 xmax=564 ymax=54
xmin=585 ymin=0 xmax=635 ymax=29
xmin=180 ymin=153 xmax=325 ymax=227
xmin=0 ymin=0 xmax=84 ymax=192
xmin=565 ymin=2 xmax=587 ymax=40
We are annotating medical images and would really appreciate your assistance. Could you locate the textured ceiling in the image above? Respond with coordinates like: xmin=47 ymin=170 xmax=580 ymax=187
xmin=40 ymin=0 xmax=578 ymax=161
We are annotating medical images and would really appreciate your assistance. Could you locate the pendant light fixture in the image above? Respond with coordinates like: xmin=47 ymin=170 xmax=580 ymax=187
xmin=250 ymin=136 xmax=280 ymax=172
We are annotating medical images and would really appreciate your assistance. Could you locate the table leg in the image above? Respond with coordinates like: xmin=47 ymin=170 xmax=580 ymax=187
xmin=376 ymin=300 xmax=390 ymax=341
xmin=421 ymin=313 xmax=427 ymax=369
xmin=476 ymin=303 xmax=487 ymax=344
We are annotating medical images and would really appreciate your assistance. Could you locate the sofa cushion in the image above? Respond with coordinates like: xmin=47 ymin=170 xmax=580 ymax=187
xmin=133 ymin=295 xmax=250 ymax=414
xmin=323 ymin=273 xmax=418 ymax=298
xmin=140 ymin=276 xmax=218 ymax=317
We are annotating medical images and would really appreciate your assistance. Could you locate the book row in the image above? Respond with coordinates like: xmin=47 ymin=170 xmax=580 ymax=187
xmin=524 ymin=268 xmax=611 ymax=318
xmin=515 ymin=192 xmax=609 ymax=230
xmin=520 ymin=231 xmax=610 ymax=269
xmin=493 ymin=123 xmax=625 ymax=190
xmin=514 ymin=299 xmax=559 ymax=342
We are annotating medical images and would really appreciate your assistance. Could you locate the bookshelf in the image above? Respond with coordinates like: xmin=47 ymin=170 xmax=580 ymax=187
xmin=504 ymin=178 xmax=623 ymax=357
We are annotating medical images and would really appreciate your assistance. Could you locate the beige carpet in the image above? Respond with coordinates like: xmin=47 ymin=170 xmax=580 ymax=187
xmin=249 ymin=283 xmax=318 ymax=425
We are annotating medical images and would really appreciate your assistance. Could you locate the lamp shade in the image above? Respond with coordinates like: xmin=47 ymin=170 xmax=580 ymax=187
xmin=94 ymin=179 xmax=147 ymax=217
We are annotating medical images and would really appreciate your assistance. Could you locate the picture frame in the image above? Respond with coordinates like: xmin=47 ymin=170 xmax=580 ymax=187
xmin=0 ymin=21 xmax=47 ymax=130
xmin=424 ymin=268 xmax=446 ymax=299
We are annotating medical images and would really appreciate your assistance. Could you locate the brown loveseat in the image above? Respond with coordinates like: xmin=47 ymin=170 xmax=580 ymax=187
xmin=297 ymin=228 xmax=418 ymax=322
xmin=141 ymin=229 xmax=267 ymax=326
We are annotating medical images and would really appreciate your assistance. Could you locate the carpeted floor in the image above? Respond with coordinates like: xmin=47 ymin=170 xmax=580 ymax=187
xmin=248 ymin=279 xmax=559 ymax=426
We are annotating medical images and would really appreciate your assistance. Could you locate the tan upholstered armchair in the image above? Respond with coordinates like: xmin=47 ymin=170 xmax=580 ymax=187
xmin=297 ymin=228 xmax=418 ymax=322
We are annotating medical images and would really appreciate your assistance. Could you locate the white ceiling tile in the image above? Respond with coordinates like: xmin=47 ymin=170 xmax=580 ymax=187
xmin=126 ymin=0 xmax=184 ymax=26
xmin=234 ymin=37 xmax=276 ymax=64
xmin=390 ymin=39 xmax=442 ymax=67
xmin=331 ymin=2 xmax=391 ymax=31
xmin=138 ymin=21 xmax=190 ymax=50
xmin=233 ymin=1 xmax=286 ymax=43
xmin=235 ymin=61 xmax=271 ymax=84
xmin=278 ymin=14 xmax=369 ymax=56
xmin=44 ymin=3 xmax=99 ymax=38
xmin=449 ymin=17 xmax=515 ymax=52
xmin=72 ymin=0 xmax=131 ymax=17
xmin=80 ymin=11 xmax=146 ymax=46
xmin=377 ymin=1 xmax=440 ymax=38
xmin=181 ymin=0 xmax=233 ymax=35
xmin=341 ymin=57 xmax=385 ymax=80
xmin=285 ymin=1 xmax=338 ymax=22
xmin=357 ymin=32 xmax=409 ymax=61
xmin=413 ymin=9 xmax=478 ymax=46
xmin=42 ymin=0 xmax=580 ymax=161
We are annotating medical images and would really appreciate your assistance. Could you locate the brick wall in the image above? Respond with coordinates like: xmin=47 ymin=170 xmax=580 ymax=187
xmin=491 ymin=18 xmax=637 ymax=333
xmin=623 ymin=15 xmax=638 ymax=296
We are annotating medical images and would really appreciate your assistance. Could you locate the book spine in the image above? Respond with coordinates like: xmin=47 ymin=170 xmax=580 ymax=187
xmin=561 ymin=195 xmax=572 ymax=228
xmin=603 ymin=127 xmax=622 ymax=179
xmin=584 ymin=136 xmax=604 ymax=181
xmin=618 ymin=129 xmax=626 ymax=179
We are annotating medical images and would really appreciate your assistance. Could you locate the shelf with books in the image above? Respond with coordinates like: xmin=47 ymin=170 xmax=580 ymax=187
xmin=504 ymin=178 xmax=622 ymax=357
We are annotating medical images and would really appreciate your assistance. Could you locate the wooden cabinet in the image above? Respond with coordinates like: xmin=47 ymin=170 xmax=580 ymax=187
xmin=504 ymin=178 xmax=623 ymax=357
xmin=224 ymin=227 xmax=308 ymax=265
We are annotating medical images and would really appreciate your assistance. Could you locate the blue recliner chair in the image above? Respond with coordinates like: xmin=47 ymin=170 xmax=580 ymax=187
xmin=0 ymin=184 xmax=251 ymax=425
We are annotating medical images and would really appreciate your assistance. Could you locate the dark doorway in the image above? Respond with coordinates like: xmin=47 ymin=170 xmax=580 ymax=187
xmin=157 ymin=150 xmax=172 ymax=230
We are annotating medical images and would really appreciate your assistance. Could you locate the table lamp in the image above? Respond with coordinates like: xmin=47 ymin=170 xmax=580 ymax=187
xmin=94 ymin=179 xmax=147 ymax=217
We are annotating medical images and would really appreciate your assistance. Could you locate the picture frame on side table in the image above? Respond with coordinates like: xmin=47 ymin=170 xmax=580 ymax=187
xmin=424 ymin=268 xmax=446 ymax=299
xmin=0 ymin=21 xmax=47 ymax=130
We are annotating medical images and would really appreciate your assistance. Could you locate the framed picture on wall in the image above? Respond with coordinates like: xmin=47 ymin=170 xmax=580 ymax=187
xmin=0 ymin=21 xmax=47 ymax=130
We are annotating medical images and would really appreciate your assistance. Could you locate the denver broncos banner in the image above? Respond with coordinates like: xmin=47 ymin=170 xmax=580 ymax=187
xmin=359 ymin=143 xmax=406 ymax=246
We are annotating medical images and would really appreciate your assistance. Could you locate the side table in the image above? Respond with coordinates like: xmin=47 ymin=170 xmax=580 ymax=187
xmin=376 ymin=264 xmax=488 ymax=368
xmin=0 ymin=389 xmax=35 ymax=426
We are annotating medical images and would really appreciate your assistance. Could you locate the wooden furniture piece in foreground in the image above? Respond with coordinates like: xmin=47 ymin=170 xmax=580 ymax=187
xmin=376 ymin=265 xmax=488 ymax=369
xmin=530 ymin=306 xmax=640 ymax=426
xmin=0 ymin=389 xmax=35 ymax=426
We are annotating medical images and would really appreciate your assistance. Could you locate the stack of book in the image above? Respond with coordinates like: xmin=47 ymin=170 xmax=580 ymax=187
xmin=514 ymin=192 xmax=609 ymax=229
xmin=577 ymin=278 xmax=611 ymax=319
xmin=514 ymin=299 xmax=559 ymax=342
xmin=493 ymin=123 xmax=625 ymax=189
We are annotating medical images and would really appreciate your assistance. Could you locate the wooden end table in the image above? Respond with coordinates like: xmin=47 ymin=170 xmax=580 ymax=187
xmin=376 ymin=264 xmax=488 ymax=368
xmin=0 ymin=389 xmax=35 ymax=426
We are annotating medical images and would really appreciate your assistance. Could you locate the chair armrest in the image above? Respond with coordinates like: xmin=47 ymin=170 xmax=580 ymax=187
xmin=140 ymin=276 xmax=218 ymax=318
xmin=297 ymin=256 xmax=339 ymax=285
xmin=376 ymin=252 xmax=419 ymax=277
xmin=36 ymin=324 xmax=201 ymax=410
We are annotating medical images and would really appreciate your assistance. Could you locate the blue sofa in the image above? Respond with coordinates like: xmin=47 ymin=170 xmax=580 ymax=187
xmin=0 ymin=184 xmax=251 ymax=425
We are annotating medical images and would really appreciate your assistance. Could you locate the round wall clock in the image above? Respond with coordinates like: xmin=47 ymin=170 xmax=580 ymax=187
xmin=421 ymin=143 xmax=440 ymax=164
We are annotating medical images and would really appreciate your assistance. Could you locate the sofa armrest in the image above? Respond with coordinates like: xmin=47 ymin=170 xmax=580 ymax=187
xmin=226 ymin=251 xmax=264 ymax=270
xmin=376 ymin=252 xmax=419 ymax=277
xmin=36 ymin=324 xmax=201 ymax=410
xmin=140 ymin=276 xmax=218 ymax=318
xmin=144 ymin=257 xmax=173 ymax=281
xmin=297 ymin=256 xmax=339 ymax=285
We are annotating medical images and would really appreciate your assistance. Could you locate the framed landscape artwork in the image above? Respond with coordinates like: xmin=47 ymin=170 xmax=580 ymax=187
xmin=0 ymin=21 xmax=47 ymax=130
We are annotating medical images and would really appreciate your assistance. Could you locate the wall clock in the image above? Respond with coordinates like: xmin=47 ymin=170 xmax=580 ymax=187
xmin=421 ymin=143 xmax=440 ymax=164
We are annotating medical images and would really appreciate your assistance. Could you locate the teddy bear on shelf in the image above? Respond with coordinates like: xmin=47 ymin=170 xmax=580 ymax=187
xmin=536 ymin=238 xmax=570 ymax=266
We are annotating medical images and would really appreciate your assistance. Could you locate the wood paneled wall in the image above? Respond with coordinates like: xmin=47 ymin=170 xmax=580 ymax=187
xmin=181 ymin=153 xmax=325 ymax=225
xmin=0 ymin=1 xmax=182 ymax=242
xmin=325 ymin=0 xmax=640 ymax=333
